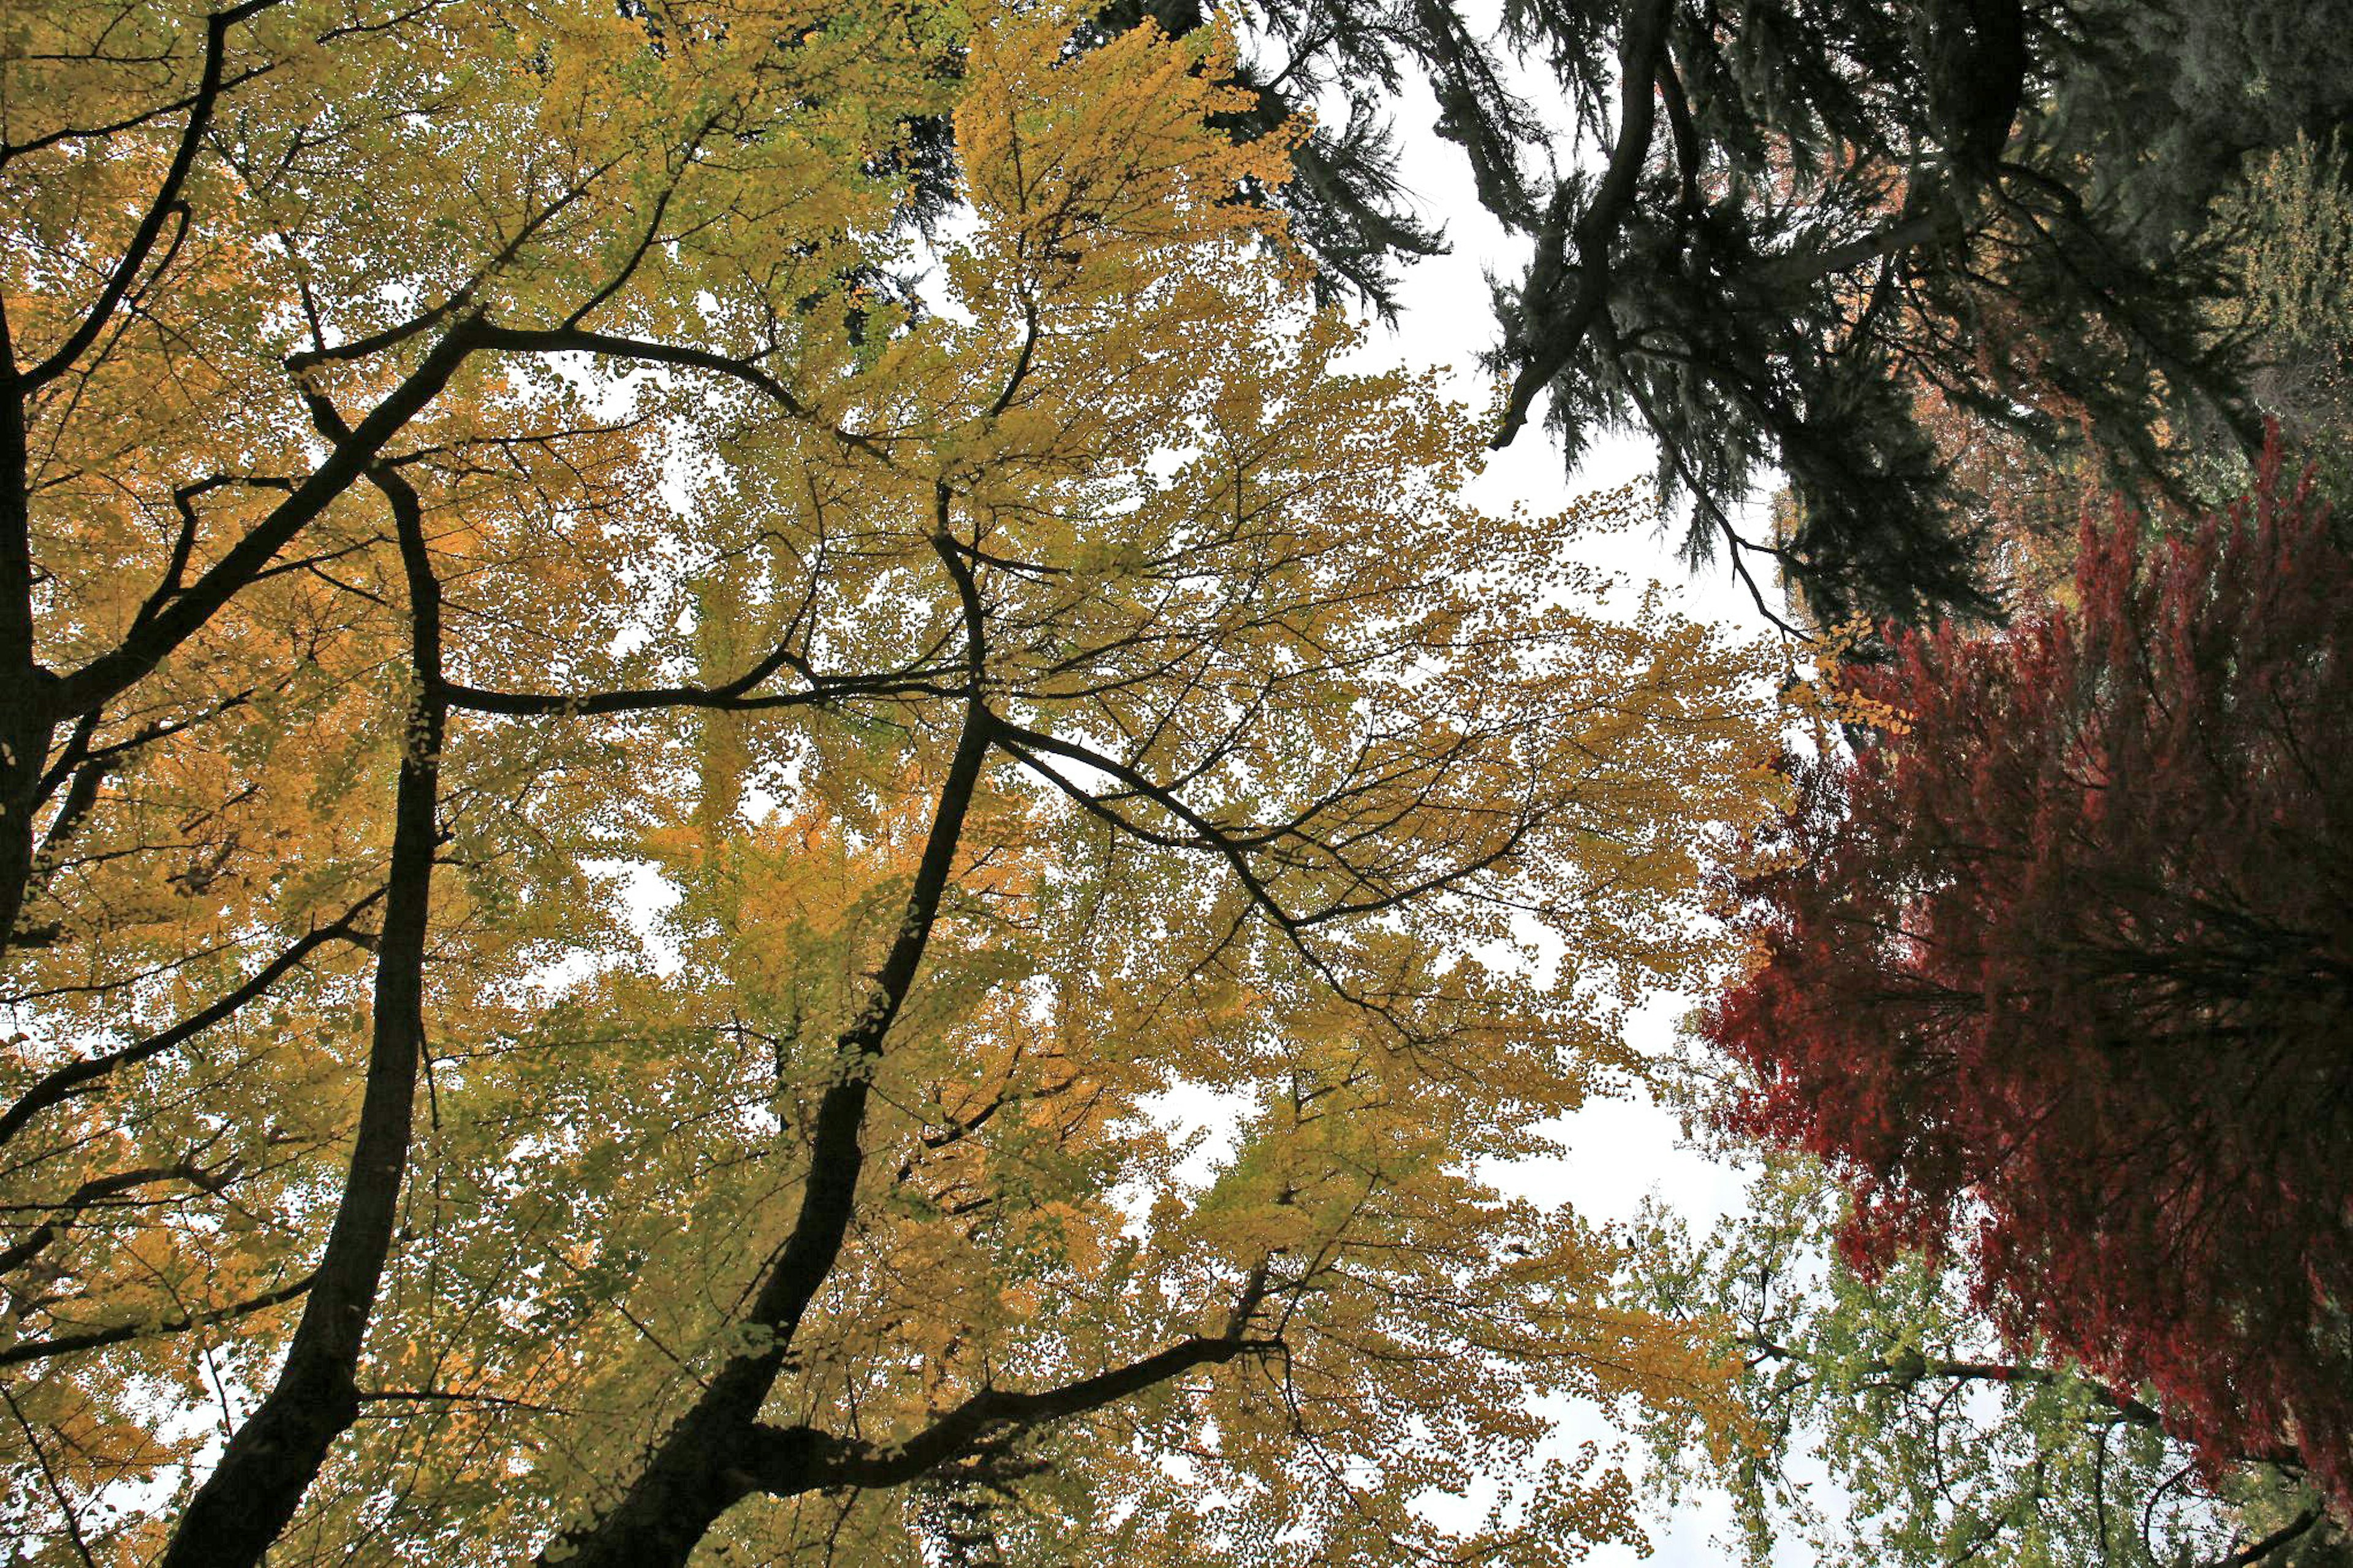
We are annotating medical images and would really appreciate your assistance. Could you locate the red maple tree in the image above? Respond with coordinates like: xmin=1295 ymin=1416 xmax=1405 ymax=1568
xmin=1706 ymin=445 xmax=2353 ymax=1512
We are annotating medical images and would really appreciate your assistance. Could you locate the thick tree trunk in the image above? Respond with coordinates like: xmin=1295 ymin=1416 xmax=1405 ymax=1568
xmin=159 ymin=465 xmax=445 ymax=1568
xmin=0 ymin=672 xmax=48 ymax=955
xmin=1 ymin=311 xmax=50 ymax=956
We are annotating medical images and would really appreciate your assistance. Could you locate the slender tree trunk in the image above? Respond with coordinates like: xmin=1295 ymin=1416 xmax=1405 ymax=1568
xmin=160 ymin=466 xmax=445 ymax=1568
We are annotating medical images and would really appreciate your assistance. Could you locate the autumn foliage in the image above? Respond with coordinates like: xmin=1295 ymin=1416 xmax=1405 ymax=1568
xmin=1705 ymin=447 xmax=2353 ymax=1512
xmin=0 ymin=2 xmax=1791 ymax=1562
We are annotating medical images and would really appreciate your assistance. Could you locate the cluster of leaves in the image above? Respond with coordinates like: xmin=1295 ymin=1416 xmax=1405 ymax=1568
xmin=1699 ymin=448 xmax=2353 ymax=1529
xmin=1622 ymin=1149 xmax=2350 ymax=1568
xmin=2202 ymin=134 xmax=2353 ymax=504
xmin=2 ymin=1 xmax=1797 ymax=1562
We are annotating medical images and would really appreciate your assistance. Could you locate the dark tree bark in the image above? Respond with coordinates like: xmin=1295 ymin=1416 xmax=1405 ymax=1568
xmin=160 ymin=457 xmax=447 ymax=1568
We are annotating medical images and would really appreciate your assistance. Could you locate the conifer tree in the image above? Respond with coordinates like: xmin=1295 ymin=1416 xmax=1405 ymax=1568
xmin=1189 ymin=0 xmax=2353 ymax=625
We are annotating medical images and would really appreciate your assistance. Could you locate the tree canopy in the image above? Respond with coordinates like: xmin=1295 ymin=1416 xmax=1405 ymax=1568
xmin=0 ymin=2 xmax=1791 ymax=1562
xmin=1174 ymin=0 xmax=2353 ymax=627
xmin=1701 ymin=450 xmax=2353 ymax=1522
xmin=1626 ymin=1150 xmax=2350 ymax=1568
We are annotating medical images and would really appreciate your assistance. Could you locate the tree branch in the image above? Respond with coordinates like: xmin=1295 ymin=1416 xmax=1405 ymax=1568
xmin=467 ymin=324 xmax=887 ymax=461
xmin=0 ymin=1270 xmax=315 ymax=1368
xmin=1491 ymin=0 xmax=1670 ymax=445
xmin=537 ymin=510 xmax=996 ymax=1568
xmin=51 ymin=319 xmax=483 ymax=716
xmin=0 ymin=1157 xmax=243 ymax=1277
xmin=0 ymin=892 xmax=381 ymax=1156
xmin=20 ymin=1 xmax=287 ymax=394
xmin=730 ymin=1330 xmax=1281 ymax=1499
xmin=2207 ymin=1506 xmax=2324 ymax=1568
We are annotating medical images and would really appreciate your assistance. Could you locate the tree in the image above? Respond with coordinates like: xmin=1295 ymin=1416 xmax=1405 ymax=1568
xmin=1624 ymin=1151 xmax=2349 ymax=1567
xmin=1700 ymin=449 xmax=2353 ymax=1522
xmin=2 ymin=2 xmax=1790 ymax=1562
xmin=1134 ymin=0 xmax=2351 ymax=627
xmin=6 ymin=1 xmax=971 ymax=1558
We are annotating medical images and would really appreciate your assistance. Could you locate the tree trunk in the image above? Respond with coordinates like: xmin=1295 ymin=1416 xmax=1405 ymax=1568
xmin=160 ymin=463 xmax=445 ymax=1568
